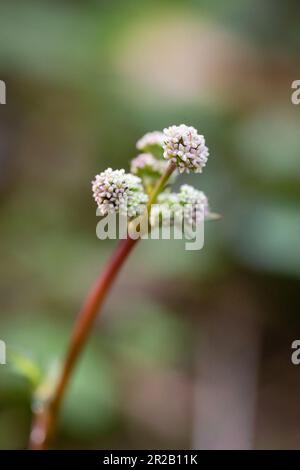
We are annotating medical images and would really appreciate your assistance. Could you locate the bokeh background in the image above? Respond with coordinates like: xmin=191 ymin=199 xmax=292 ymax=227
xmin=0 ymin=0 xmax=300 ymax=449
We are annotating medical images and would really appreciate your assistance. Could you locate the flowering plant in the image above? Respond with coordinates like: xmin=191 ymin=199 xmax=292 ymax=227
xmin=29 ymin=124 xmax=217 ymax=449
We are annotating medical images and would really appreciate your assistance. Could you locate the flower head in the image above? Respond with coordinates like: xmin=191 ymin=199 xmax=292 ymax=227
xmin=136 ymin=131 xmax=164 ymax=157
xmin=131 ymin=153 xmax=168 ymax=178
xmin=178 ymin=184 xmax=208 ymax=210
xmin=92 ymin=168 xmax=148 ymax=218
xmin=163 ymin=124 xmax=209 ymax=173
xmin=156 ymin=184 xmax=210 ymax=227
xmin=178 ymin=184 xmax=209 ymax=224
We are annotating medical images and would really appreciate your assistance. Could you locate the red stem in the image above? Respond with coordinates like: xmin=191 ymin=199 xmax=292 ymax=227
xmin=29 ymin=236 xmax=138 ymax=449
xmin=29 ymin=162 xmax=176 ymax=450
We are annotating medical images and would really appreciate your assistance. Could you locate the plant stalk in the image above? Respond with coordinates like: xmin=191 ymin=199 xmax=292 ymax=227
xmin=28 ymin=162 xmax=176 ymax=450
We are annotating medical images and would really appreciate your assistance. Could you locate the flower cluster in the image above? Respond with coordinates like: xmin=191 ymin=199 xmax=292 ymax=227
xmin=162 ymin=124 xmax=209 ymax=173
xmin=92 ymin=168 xmax=148 ymax=218
xmin=92 ymin=124 xmax=214 ymax=225
xmin=156 ymin=184 xmax=210 ymax=227
xmin=136 ymin=131 xmax=164 ymax=154
xmin=178 ymin=184 xmax=209 ymax=225
xmin=130 ymin=153 xmax=167 ymax=178
xmin=178 ymin=184 xmax=209 ymax=215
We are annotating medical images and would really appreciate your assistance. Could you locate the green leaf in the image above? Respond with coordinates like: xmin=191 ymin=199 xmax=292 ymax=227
xmin=9 ymin=350 xmax=43 ymax=390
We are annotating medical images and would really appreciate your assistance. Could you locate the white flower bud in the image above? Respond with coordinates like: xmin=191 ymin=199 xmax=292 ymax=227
xmin=130 ymin=153 xmax=168 ymax=178
xmin=92 ymin=168 xmax=148 ymax=218
xmin=157 ymin=184 xmax=210 ymax=227
xmin=178 ymin=184 xmax=209 ymax=225
xmin=136 ymin=131 xmax=164 ymax=156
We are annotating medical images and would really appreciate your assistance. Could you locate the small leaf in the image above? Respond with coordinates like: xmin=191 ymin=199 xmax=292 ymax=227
xmin=206 ymin=212 xmax=222 ymax=221
xmin=9 ymin=350 xmax=43 ymax=390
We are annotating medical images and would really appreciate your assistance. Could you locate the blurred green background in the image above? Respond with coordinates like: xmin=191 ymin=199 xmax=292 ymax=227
xmin=0 ymin=0 xmax=300 ymax=449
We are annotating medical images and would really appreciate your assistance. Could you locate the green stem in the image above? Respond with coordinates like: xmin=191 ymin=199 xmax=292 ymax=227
xmin=147 ymin=162 xmax=176 ymax=209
